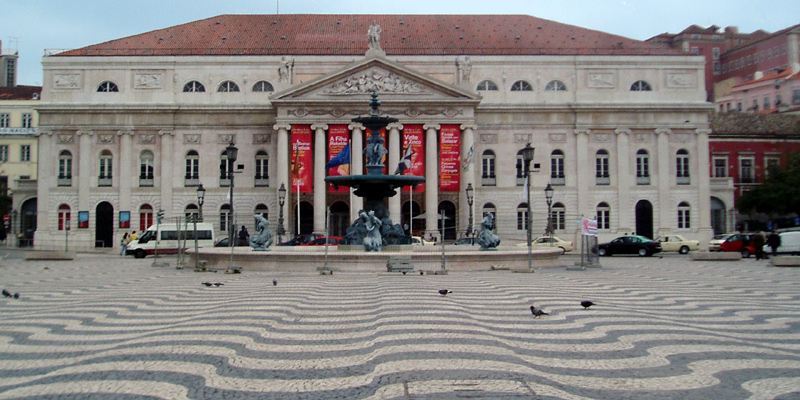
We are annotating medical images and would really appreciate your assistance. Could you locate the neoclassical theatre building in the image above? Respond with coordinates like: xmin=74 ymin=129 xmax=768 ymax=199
xmin=35 ymin=14 xmax=713 ymax=249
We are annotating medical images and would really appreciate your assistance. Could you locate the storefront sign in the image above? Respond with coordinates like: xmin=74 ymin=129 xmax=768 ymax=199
xmin=401 ymin=124 xmax=425 ymax=192
xmin=290 ymin=125 xmax=313 ymax=194
xmin=439 ymin=124 xmax=461 ymax=192
xmin=327 ymin=124 xmax=350 ymax=193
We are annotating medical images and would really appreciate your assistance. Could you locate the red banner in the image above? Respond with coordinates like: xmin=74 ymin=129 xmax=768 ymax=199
xmin=439 ymin=124 xmax=461 ymax=192
xmin=363 ymin=128 xmax=388 ymax=174
xmin=291 ymin=125 xmax=313 ymax=194
xmin=401 ymin=124 xmax=425 ymax=193
xmin=327 ymin=124 xmax=350 ymax=193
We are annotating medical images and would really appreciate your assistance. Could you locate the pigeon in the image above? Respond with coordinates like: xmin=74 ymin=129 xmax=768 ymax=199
xmin=272 ymin=279 xmax=277 ymax=286
xmin=213 ymin=282 xmax=224 ymax=287
xmin=13 ymin=293 xmax=19 ymax=299
xmin=202 ymin=282 xmax=213 ymax=287
xmin=438 ymin=289 xmax=452 ymax=296
xmin=419 ymin=271 xmax=424 ymax=276
xmin=530 ymin=306 xmax=550 ymax=318
xmin=402 ymin=271 xmax=407 ymax=275
xmin=2 ymin=289 xmax=12 ymax=298
xmin=581 ymin=300 xmax=595 ymax=310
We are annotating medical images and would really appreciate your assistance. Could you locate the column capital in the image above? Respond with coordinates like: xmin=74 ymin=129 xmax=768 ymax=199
xmin=574 ymin=128 xmax=591 ymax=136
xmin=423 ymin=123 xmax=441 ymax=131
xmin=34 ymin=130 xmax=53 ymax=137
xmin=310 ymin=123 xmax=329 ymax=131
xmin=77 ymin=129 xmax=94 ymax=136
xmin=459 ymin=123 xmax=477 ymax=131
xmin=273 ymin=123 xmax=292 ymax=131
xmin=348 ymin=122 xmax=364 ymax=131
xmin=158 ymin=129 xmax=174 ymax=137
xmin=655 ymin=127 xmax=672 ymax=136
xmin=116 ymin=129 xmax=134 ymax=136
xmin=614 ymin=128 xmax=631 ymax=136
xmin=694 ymin=128 xmax=712 ymax=136
xmin=386 ymin=122 xmax=404 ymax=131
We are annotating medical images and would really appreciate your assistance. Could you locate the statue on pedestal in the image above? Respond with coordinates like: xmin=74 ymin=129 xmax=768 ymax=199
xmin=249 ymin=214 xmax=273 ymax=251
xmin=477 ymin=213 xmax=501 ymax=249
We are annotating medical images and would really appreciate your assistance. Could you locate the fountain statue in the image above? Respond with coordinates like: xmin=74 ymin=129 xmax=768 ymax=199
xmin=326 ymin=93 xmax=425 ymax=251
xmin=476 ymin=213 xmax=501 ymax=250
xmin=249 ymin=214 xmax=273 ymax=251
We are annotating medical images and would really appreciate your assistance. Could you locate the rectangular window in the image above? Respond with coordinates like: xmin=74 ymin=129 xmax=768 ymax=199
xmin=552 ymin=210 xmax=565 ymax=230
xmin=765 ymin=156 xmax=780 ymax=179
xmin=596 ymin=209 xmax=609 ymax=230
xmin=740 ymin=157 xmax=754 ymax=183
xmin=776 ymin=94 xmax=782 ymax=106
xmin=713 ymin=156 xmax=728 ymax=178
xmin=516 ymin=210 xmax=528 ymax=231
xmin=763 ymin=97 xmax=771 ymax=110
xmin=751 ymin=99 xmax=758 ymax=112
xmin=0 ymin=113 xmax=8 ymax=128
xmin=712 ymin=47 xmax=720 ymax=60
xmin=678 ymin=209 xmax=690 ymax=229
xmin=736 ymin=102 xmax=742 ymax=112
xmin=20 ymin=145 xmax=30 ymax=162
xmin=0 ymin=145 xmax=7 ymax=162
xmin=22 ymin=113 xmax=32 ymax=128
xmin=5 ymin=59 xmax=15 ymax=86
xmin=793 ymin=89 xmax=800 ymax=105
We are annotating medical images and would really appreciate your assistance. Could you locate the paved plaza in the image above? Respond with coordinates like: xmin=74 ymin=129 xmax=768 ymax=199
xmin=1 ymin=252 xmax=799 ymax=399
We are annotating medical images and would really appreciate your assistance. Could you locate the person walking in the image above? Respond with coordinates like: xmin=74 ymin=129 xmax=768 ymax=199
xmin=753 ymin=231 xmax=766 ymax=260
xmin=130 ymin=230 xmax=138 ymax=241
xmin=120 ymin=232 xmax=130 ymax=256
xmin=238 ymin=225 xmax=249 ymax=246
xmin=767 ymin=231 xmax=781 ymax=256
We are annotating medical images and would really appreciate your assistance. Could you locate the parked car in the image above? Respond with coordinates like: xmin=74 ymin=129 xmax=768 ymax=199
xmin=598 ymin=235 xmax=662 ymax=257
xmin=515 ymin=235 xmax=574 ymax=254
xmin=278 ymin=234 xmax=323 ymax=246
xmin=718 ymin=233 xmax=758 ymax=258
xmin=127 ymin=223 xmax=215 ymax=259
xmin=708 ymin=233 xmax=732 ymax=252
xmin=411 ymin=236 xmax=436 ymax=246
xmin=762 ymin=231 xmax=800 ymax=255
xmin=655 ymin=234 xmax=700 ymax=254
xmin=300 ymin=236 xmax=343 ymax=246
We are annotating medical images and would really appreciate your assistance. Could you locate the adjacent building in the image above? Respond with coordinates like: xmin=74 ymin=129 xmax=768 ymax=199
xmin=35 ymin=14 xmax=713 ymax=250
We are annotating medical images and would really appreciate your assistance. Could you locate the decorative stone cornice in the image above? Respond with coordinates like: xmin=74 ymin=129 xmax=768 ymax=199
xmin=272 ymin=123 xmax=292 ymax=132
xmin=615 ymin=128 xmax=631 ymax=136
xmin=348 ymin=123 xmax=365 ymax=131
xmin=116 ymin=130 xmax=133 ymax=136
xmin=574 ymin=129 xmax=591 ymax=136
xmin=655 ymin=128 xmax=672 ymax=136
xmin=459 ymin=123 xmax=477 ymax=131
xmin=77 ymin=129 xmax=94 ymax=136
xmin=158 ymin=129 xmax=174 ymax=136
xmin=386 ymin=122 xmax=404 ymax=131
xmin=310 ymin=123 xmax=329 ymax=131
xmin=694 ymin=128 xmax=712 ymax=136
xmin=423 ymin=123 xmax=441 ymax=131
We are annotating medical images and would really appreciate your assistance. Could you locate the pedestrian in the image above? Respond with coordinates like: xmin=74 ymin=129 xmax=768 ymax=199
xmin=238 ymin=225 xmax=249 ymax=246
xmin=120 ymin=232 xmax=129 ymax=256
xmin=753 ymin=231 xmax=766 ymax=260
xmin=130 ymin=230 xmax=138 ymax=241
xmin=767 ymin=231 xmax=781 ymax=256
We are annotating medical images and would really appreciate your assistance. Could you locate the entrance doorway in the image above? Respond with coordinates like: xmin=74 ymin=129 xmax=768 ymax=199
xmin=95 ymin=201 xmax=114 ymax=247
xmin=19 ymin=198 xmax=37 ymax=247
xmin=329 ymin=201 xmax=349 ymax=236
xmin=710 ymin=197 xmax=727 ymax=235
xmin=438 ymin=201 xmax=457 ymax=241
xmin=635 ymin=200 xmax=653 ymax=239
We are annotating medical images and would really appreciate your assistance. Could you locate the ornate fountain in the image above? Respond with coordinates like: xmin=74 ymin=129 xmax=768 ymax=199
xmin=326 ymin=93 xmax=425 ymax=251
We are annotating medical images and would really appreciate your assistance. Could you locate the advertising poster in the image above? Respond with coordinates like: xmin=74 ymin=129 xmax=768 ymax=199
xmin=327 ymin=124 xmax=350 ymax=193
xmin=290 ymin=125 xmax=313 ymax=194
xmin=439 ymin=124 xmax=461 ymax=192
xmin=78 ymin=211 xmax=89 ymax=229
xmin=401 ymin=124 xmax=425 ymax=193
xmin=119 ymin=211 xmax=130 ymax=229
xmin=363 ymin=128 xmax=388 ymax=174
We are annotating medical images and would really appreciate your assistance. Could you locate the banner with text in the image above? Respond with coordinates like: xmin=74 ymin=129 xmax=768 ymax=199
xmin=439 ymin=124 xmax=461 ymax=192
xmin=363 ymin=127 xmax=388 ymax=174
xmin=401 ymin=124 xmax=425 ymax=193
xmin=327 ymin=124 xmax=350 ymax=193
xmin=290 ymin=125 xmax=313 ymax=194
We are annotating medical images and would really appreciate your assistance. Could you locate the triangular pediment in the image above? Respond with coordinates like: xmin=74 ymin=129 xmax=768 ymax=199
xmin=271 ymin=56 xmax=480 ymax=104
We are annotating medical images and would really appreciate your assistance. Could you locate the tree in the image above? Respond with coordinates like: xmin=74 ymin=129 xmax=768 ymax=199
xmin=737 ymin=153 xmax=800 ymax=216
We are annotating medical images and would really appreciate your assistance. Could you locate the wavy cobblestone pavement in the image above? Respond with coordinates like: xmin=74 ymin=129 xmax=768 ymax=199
xmin=1 ymin=254 xmax=799 ymax=399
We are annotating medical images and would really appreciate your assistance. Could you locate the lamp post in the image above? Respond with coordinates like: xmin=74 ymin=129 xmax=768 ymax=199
xmin=465 ymin=183 xmax=474 ymax=237
xmin=544 ymin=183 xmax=554 ymax=237
xmin=521 ymin=143 xmax=536 ymax=271
xmin=277 ymin=183 xmax=287 ymax=244
xmin=194 ymin=184 xmax=206 ymax=271
xmin=225 ymin=142 xmax=238 ymax=272
xmin=64 ymin=218 xmax=70 ymax=252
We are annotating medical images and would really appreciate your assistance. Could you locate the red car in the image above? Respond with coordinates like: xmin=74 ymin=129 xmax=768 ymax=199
xmin=718 ymin=233 xmax=758 ymax=258
xmin=300 ymin=236 xmax=344 ymax=246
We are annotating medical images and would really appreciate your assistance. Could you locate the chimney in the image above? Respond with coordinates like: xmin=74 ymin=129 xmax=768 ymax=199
xmin=725 ymin=26 xmax=739 ymax=35
xmin=753 ymin=71 xmax=764 ymax=80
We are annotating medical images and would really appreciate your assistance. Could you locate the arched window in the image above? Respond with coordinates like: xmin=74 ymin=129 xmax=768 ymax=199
xmin=97 ymin=81 xmax=118 ymax=92
xmin=630 ymin=80 xmax=652 ymax=91
xmin=596 ymin=202 xmax=610 ymax=230
xmin=636 ymin=149 xmax=650 ymax=184
xmin=476 ymin=80 xmax=498 ymax=91
xmin=220 ymin=204 xmax=231 ymax=232
xmin=139 ymin=204 xmax=154 ymax=231
xmin=481 ymin=150 xmax=496 ymax=185
xmin=219 ymin=150 xmax=233 ymax=183
xmin=58 ymin=150 xmax=73 ymax=185
xmin=58 ymin=204 xmax=71 ymax=231
xmin=550 ymin=150 xmax=565 ymax=184
xmin=516 ymin=203 xmax=529 ymax=231
xmin=98 ymin=150 xmax=113 ymax=186
xmin=217 ymin=81 xmax=240 ymax=92
xmin=511 ymin=80 xmax=532 ymax=91
xmin=515 ymin=149 xmax=526 ymax=185
xmin=252 ymin=81 xmax=274 ymax=92
xmin=184 ymin=204 xmax=199 ymax=221
xmin=183 ymin=81 xmax=205 ymax=92
xmin=595 ymin=149 xmax=610 ymax=184
xmin=551 ymin=202 xmax=565 ymax=231
xmin=545 ymin=80 xmax=567 ymax=91
xmin=255 ymin=204 xmax=269 ymax=220
xmin=482 ymin=203 xmax=497 ymax=226
xmin=255 ymin=150 xmax=269 ymax=186
xmin=676 ymin=149 xmax=690 ymax=184
xmin=185 ymin=150 xmax=200 ymax=183
xmin=677 ymin=201 xmax=691 ymax=229
xmin=139 ymin=150 xmax=154 ymax=186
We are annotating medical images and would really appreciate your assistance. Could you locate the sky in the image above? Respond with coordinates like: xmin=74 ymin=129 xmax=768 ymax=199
xmin=3 ymin=0 xmax=799 ymax=86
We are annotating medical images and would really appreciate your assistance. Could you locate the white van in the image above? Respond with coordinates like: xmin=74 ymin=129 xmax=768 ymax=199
xmin=127 ymin=223 xmax=215 ymax=258
xmin=762 ymin=231 xmax=800 ymax=255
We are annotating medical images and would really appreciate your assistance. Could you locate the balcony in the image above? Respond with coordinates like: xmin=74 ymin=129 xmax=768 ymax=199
xmin=710 ymin=176 xmax=734 ymax=190
xmin=57 ymin=176 xmax=72 ymax=187
xmin=636 ymin=176 xmax=650 ymax=185
xmin=516 ymin=176 xmax=525 ymax=186
xmin=139 ymin=177 xmax=154 ymax=187
xmin=595 ymin=176 xmax=610 ymax=185
xmin=481 ymin=176 xmax=496 ymax=186
xmin=255 ymin=176 xmax=270 ymax=187
xmin=550 ymin=176 xmax=565 ymax=186
xmin=219 ymin=177 xmax=231 ymax=187
xmin=98 ymin=177 xmax=112 ymax=187
xmin=676 ymin=176 xmax=691 ymax=185
xmin=184 ymin=177 xmax=200 ymax=187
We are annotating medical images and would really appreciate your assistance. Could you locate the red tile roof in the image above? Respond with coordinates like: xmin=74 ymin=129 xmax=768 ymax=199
xmin=0 ymin=85 xmax=41 ymax=100
xmin=732 ymin=68 xmax=797 ymax=88
xmin=55 ymin=14 xmax=679 ymax=57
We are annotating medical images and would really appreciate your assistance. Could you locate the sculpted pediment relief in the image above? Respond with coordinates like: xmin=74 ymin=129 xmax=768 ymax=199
xmin=323 ymin=67 xmax=428 ymax=96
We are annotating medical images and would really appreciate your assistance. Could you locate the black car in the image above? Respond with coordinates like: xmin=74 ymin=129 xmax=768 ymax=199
xmin=277 ymin=234 xmax=322 ymax=246
xmin=598 ymin=235 xmax=662 ymax=257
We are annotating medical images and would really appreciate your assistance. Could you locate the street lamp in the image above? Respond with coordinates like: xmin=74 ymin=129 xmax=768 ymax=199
xmin=194 ymin=184 xmax=206 ymax=271
xmin=196 ymin=184 xmax=206 ymax=222
xmin=465 ymin=183 xmax=474 ymax=237
xmin=521 ymin=143 xmax=536 ymax=271
xmin=277 ymin=183 xmax=287 ymax=243
xmin=544 ymin=183 xmax=554 ymax=237
xmin=225 ymin=142 xmax=238 ymax=271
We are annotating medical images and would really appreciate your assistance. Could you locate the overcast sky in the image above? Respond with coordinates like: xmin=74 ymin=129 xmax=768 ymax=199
xmin=4 ymin=0 xmax=799 ymax=85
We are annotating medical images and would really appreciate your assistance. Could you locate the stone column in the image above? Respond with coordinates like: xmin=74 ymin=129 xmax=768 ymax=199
xmin=459 ymin=124 xmax=476 ymax=236
xmin=696 ymin=128 xmax=713 ymax=246
xmin=656 ymin=128 xmax=671 ymax=235
xmin=349 ymin=123 xmax=364 ymax=220
xmin=158 ymin=130 xmax=174 ymax=216
xmin=77 ymin=130 xmax=93 ymax=212
xmin=274 ymin=124 xmax=291 ymax=234
xmin=311 ymin=123 xmax=328 ymax=234
xmin=615 ymin=128 xmax=631 ymax=234
xmin=424 ymin=124 xmax=440 ymax=239
xmin=118 ymin=130 xmax=133 ymax=213
xmin=574 ymin=129 xmax=590 ymax=219
xmin=387 ymin=122 xmax=403 ymax=221
xmin=34 ymin=131 xmax=53 ymax=245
